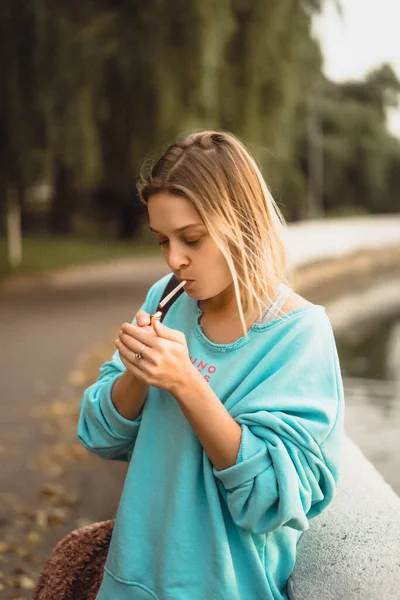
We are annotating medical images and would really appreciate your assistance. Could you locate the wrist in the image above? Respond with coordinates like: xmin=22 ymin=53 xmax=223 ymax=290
xmin=112 ymin=369 xmax=149 ymax=421
xmin=169 ymin=362 xmax=201 ymax=401
xmin=121 ymin=368 xmax=139 ymax=384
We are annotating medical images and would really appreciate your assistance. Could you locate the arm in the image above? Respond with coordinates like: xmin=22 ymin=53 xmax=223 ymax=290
xmin=173 ymin=312 xmax=344 ymax=535
xmin=77 ymin=273 xmax=178 ymax=461
xmin=77 ymin=348 xmax=148 ymax=461
xmin=111 ymin=369 xmax=148 ymax=420
xmin=172 ymin=367 xmax=242 ymax=471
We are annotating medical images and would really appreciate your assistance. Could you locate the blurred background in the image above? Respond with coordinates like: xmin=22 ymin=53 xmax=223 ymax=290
xmin=0 ymin=0 xmax=399 ymax=597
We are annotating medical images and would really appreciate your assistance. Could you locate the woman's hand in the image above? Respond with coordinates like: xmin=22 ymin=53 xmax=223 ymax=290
xmin=115 ymin=315 xmax=192 ymax=395
xmin=115 ymin=310 xmax=157 ymax=382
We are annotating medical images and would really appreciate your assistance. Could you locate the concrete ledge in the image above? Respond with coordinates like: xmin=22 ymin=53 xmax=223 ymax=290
xmin=287 ymin=221 xmax=400 ymax=598
xmin=288 ymin=434 xmax=400 ymax=599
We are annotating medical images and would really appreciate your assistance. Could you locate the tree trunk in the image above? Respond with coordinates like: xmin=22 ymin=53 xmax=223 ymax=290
xmin=116 ymin=201 xmax=145 ymax=240
xmin=307 ymin=92 xmax=325 ymax=219
xmin=49 ymin=159 xmax=75 ymax=234
xmin=6 ymin=184 xmax=22 ymax=268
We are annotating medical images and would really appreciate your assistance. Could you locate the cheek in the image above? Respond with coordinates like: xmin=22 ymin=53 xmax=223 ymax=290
xmin=204 ymin=250 xmax=232 ymax=281
xmin=199 ymin=239 xmax=232 ymax=278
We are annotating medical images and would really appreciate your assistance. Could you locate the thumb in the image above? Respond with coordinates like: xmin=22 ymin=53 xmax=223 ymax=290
xmin=152 ymin=317 xmax=182 ymax=342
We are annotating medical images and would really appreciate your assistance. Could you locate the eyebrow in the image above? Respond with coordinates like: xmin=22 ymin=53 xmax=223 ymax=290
xmin=149 ymin=223 xmax=205 ymax=234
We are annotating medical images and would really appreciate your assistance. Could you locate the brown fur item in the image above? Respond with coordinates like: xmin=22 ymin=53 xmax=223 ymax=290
xmin=32 ymin=519 xmax=114 ymax=600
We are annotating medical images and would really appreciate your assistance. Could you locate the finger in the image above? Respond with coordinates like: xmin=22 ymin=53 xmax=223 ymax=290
xmin=119 ymin=332 xmax=153 ymax=361
xmin=117 ymin=352 xmax=131 ymax=371
xmin=115 ymin=338 xmax=147 ymax=366
xmin=118 ymin=352 xmax=148 ymax=384
xmin=121 ymin=323 xmax=157 ymax=349
xmin=151 ymin=318 xmax=186 ymax=343
xmin=135 ymin=311 xmax=151 ymax=327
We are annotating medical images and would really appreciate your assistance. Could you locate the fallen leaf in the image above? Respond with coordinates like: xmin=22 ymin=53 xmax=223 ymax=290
xmin=46 ymin=507 xmax=69 ymax=526
xmin=35 ymin=509 xmax=48 ymax=529
xmin=0 ymin=542 xmax=10 ymax=554
xmin=41 ymin=483 xmax=65 ymax=499
xmin=14 ymin=547 xmax=30 ymax=559
xmin=68 ymin=370 xmax=86 ymax=386
xmin=18 ymin=574 xmax=35 ymax=589
xmin=25 ymin=531 xmax=40 ymax=544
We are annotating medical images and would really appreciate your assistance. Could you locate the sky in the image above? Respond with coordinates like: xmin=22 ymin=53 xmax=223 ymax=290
xmin=313 ymin=0 xmax=400 ymax=136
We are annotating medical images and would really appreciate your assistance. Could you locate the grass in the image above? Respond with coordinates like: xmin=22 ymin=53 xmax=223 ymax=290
xmin=0 ymin=233 xmax=160 ymax=279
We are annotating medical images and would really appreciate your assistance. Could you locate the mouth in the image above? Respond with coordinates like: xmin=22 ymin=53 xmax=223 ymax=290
xmin=183 ymin=280 xmax=195 ymax=289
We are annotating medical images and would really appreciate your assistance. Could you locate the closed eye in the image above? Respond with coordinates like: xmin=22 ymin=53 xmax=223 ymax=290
xmin=158 ymin=240 xmax=201 ymax=247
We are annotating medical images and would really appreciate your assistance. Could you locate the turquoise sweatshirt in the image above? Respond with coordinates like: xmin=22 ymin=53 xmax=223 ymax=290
xmin=78 ymin=273 xmax=344 ymax=600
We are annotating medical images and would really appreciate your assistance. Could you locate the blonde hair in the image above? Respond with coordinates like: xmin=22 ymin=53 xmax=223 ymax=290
xmin=138 ymin=130 xmax=290 ymax=339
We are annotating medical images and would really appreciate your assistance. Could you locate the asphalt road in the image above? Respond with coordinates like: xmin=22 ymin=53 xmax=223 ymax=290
xmin=0 ymin=276 xmax=162 ymax=596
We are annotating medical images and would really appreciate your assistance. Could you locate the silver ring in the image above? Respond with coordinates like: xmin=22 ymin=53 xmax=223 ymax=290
xmin=135 ymin=343 xmax=146 ymax=360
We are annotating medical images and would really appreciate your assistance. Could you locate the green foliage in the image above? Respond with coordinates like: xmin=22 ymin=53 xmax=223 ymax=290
xmin=0 ymin=233 xmax=159 ymax=278
xmin=314 ymin=67 xmax=400 ymax=214
xmin=0 ymin=0 xmax=399 ymax=240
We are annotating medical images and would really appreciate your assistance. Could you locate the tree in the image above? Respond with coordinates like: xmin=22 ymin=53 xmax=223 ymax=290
xmin=2 ymin=0 xmax=398 ymax=250
xmin=0 ymin=0 xmax=40 ymax=263
xmin=32 ymin=0 xmax=113 ymax=233
xmin=294 ymin=64 xmax=400 ymax=216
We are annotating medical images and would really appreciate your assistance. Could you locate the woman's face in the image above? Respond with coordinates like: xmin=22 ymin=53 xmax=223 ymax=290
xmin=147 ymin=192 xmax=235 ymax=313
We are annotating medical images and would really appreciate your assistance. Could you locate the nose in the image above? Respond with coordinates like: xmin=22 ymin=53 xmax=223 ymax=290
xmin=166 ymin=245 xmax=190 ymax=271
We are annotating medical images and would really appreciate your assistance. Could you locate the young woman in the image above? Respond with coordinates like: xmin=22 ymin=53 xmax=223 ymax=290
xmin=78 ymin=131 xmax=344 ymax=600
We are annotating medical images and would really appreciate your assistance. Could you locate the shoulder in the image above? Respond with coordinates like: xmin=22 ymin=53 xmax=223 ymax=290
xmin=270 ymin=290 xmax=332 ymax=342
xmin=279 ymin=290 xmax=314 ymax=316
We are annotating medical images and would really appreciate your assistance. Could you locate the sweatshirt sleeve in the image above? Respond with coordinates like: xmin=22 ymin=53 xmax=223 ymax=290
xmin=77 ymin=274 xmax=170 ymax=461
xmin=212 ymin=310 xmax=344 ymax=535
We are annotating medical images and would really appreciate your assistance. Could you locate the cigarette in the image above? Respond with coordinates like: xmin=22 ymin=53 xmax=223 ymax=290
xmin=150 ymin=280 xmax=187 ymax=321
